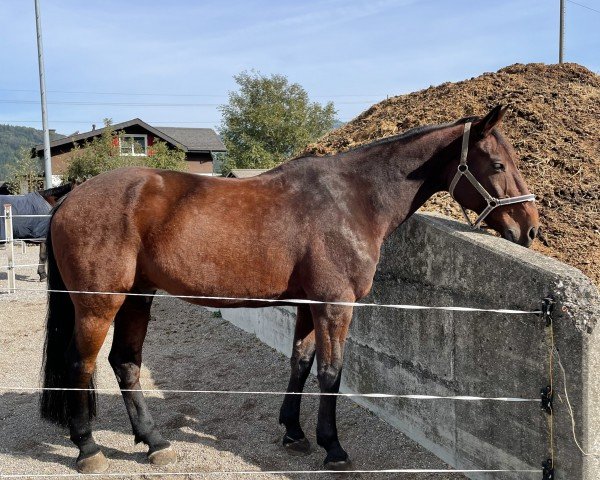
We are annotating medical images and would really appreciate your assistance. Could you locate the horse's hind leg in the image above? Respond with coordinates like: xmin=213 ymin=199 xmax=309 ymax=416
xmin=38 ymin=243 xmax=47 ymax=281
xmin=66 ymin=307 xmax=119 ymax=474
xmin=279 ymin=305 xmax=315 ymax=454
xmin=108 ymin=294 xmax=176 ymax=466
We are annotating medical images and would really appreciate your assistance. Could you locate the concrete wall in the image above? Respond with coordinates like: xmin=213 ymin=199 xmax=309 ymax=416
xmin=221 ymin=213 xmax=600 ymax=479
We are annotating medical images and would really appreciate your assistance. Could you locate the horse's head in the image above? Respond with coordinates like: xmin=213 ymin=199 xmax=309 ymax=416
xmin=446 ymin=105 xmax=540 ymax=247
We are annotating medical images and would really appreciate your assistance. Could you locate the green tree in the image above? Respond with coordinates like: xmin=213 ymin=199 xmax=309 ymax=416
xmin=64 ymin=120 xmax=186 ymax=182
xmin=218 ymin=71 xmax=336 ymax=173
xmin=4 ymin=147 xmax=44 ymax=193
xmin=145 ymin=139 xmax=186 ymax=170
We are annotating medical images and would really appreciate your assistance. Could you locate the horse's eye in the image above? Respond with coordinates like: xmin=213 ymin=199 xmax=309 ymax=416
xmin=493 ymin=162 xmax=505 ymax=172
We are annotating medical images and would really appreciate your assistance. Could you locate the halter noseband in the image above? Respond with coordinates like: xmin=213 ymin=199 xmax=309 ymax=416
xmin=448 ymin=122 xmax=536 ymax=229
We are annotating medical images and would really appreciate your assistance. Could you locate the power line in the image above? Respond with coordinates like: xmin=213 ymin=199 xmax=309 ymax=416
xmin=0 ymin=120 xmax=221 ymax=125
xmin=0 ymin=99 xmax=221 ymax=107
xmin=566 ymin=0 xmax=600 ymax=14
xmin=0 ymin=99 xmax=375 ymax=107
xmin=0 ymin=88 xmax=386 ymax=99
xmin=0 ymin=88 xmax=226 ymax=98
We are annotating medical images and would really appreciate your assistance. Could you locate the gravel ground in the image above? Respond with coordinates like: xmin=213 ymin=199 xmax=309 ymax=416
xmin=0 ymin=247 xmax=465 ymax=479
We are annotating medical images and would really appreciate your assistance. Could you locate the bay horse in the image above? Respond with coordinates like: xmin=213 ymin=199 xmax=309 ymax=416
xmin=40 ymin=105 xmax=539 ymax=473
xmin=1 ymin=183 xmax=72 ymax=281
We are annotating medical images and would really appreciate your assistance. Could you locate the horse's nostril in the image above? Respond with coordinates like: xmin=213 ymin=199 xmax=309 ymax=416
xmin=504 ymin=229 xmax=517 ymax=243
xmin=528 ymin=227 xmax=537 ymax=241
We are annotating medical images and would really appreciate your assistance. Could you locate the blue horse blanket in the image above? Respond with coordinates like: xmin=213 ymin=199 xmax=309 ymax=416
xmin=0 ymin=192 xmax=51 ymax=241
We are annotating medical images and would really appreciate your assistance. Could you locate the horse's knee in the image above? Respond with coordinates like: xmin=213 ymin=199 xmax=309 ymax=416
xmin=297 ymin=357 xmax=313 ymax=375
xmin=290 ymin=354 xmax=313 ymax=375
xmin=317 ymin=365 xmax=341 ymax=392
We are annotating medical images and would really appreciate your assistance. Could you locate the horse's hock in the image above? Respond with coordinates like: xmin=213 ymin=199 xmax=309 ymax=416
xmin=220 ymin=213 xmax=600 ymax=480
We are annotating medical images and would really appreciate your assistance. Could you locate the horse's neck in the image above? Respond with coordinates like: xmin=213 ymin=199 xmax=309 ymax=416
xmin=39 ymin=192 xmax=55 ymax=207
xmin=39 ymin=185 xmax=71 ymax=206
xmin=345 ymin=126 xmax=459 ymax=239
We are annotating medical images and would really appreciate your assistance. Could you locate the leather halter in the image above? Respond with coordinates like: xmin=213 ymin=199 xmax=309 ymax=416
xmin=448 ymin=122 xmax=536 ymax=229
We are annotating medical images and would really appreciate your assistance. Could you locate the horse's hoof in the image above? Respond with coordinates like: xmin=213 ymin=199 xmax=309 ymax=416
xmin=324 ymin=450 xmax=352 ymax=471
xmin=148 ymin=446 xmax=177 ymax=466
xmin=76 ymin=451 xmax=109 ymax=474
xmin=324 ymin=458 xmax=353 ymax=471
xmin=283 ymin=436 xmax=311 ymax=455
xmin=39 ymin=275 xmax=47 ymax=282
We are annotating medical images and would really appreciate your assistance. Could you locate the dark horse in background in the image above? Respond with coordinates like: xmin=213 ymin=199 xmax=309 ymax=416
xmin=40 ymin=106 xmax=539 ymax=473
xmin=0 ymin=184 xmax=72 ymax=281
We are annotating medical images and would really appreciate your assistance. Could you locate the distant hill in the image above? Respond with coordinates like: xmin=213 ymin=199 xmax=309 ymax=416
xmin=0 ymin=124 xmax=65 ymax=177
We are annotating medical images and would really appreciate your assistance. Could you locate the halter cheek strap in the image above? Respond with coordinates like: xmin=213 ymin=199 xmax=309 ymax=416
xmin=448 ymin=122 xmax=536 ymax=229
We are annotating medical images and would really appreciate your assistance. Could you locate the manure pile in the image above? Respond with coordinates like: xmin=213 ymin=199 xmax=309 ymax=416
xmin=304 ymin=63 xmax=600 ymax=287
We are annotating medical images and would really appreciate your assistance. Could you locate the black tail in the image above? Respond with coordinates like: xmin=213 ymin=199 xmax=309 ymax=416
xmin=40 ymin=211 xmax=96 ymax=425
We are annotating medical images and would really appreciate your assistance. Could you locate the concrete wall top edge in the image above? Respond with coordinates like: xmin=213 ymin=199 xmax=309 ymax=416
xmin=401 ymin=213 xmax=600 ymax=333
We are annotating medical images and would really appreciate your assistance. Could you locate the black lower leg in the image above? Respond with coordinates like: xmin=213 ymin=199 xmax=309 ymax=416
xmin=38 ymin=243 xmax=47 ymax=280
xmin=110 ymin=357 xmax=169 ymax=454
xmin=279 ymin=354 xmax=315 ymax=442
xmin=316 ymin=367 xmax=348 ymax=464
xmin=124 ymin=389 xmax=170 ymax=453
xmin=67 ymin=365 xmax=100 ymax=461
xmin=279 ymin=305 xmax=315 ymax=445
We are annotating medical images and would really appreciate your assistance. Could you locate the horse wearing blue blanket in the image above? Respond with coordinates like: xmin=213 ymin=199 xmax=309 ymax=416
xmin=1 ymin=184 xmax=72 ymax=280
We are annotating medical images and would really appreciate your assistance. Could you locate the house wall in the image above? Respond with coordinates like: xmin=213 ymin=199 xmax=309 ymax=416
xmin=220 ymin=213 xmax=600 ymax=480
xmin=184 ymin=152 xmax=214 ymax=174
xmin=49 ymin=149 xmax=77 ymax=175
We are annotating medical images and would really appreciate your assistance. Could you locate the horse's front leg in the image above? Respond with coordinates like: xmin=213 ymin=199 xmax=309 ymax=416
xmin=279 ymin=305 xmax=316 ymax=453
xmin=38 ymin=243 xmax=47 ymax=281
xmin=312 ymin=302 xmax=353 ymax=470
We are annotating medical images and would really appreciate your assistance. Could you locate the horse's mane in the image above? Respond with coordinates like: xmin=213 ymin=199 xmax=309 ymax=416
xmin=40 ymin=183 xmax=72 ymax=199
xmin=341 ymin=115 xmax=480 ymax=153
xmin=289 ymin=115 xmax=481 ymax=163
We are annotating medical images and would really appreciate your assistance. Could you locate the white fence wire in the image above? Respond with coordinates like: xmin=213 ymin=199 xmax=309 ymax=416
xmin=0 ymin=468 xmax=543 ymax=478
xmin=0 ymin=203 xmax=557 ymax=478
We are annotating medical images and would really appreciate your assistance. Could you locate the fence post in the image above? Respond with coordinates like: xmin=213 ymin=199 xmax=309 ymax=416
xmin=3 ymin=204 xmax=15 ymax=293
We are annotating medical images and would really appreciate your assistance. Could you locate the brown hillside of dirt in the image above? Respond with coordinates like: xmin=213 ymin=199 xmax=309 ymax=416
xmin=304 ymin=63 xmax=600 ymax=287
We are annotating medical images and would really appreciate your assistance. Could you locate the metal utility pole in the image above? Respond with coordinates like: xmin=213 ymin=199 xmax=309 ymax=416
xmin=34 ymin=0 xmax=52 ymax=188
xmin=559 ymin=0 xmax=565 ymax=64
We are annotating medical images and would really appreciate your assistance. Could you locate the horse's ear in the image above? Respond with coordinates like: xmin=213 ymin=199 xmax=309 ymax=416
xmin=474 ymin=105 xmax=508 ymax=138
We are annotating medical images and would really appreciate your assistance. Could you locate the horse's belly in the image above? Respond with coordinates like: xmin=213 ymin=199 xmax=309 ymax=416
xmin=143 ymin=232 xmax=298 ymax=300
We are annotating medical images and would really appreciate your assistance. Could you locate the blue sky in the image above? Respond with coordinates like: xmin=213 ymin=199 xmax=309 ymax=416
xmin=1 ymin=0 xmax=598 ymax=135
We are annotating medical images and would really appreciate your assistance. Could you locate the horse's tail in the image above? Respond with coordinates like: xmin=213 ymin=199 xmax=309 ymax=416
xmin=40 ymin=208 xmax=96 ymax=425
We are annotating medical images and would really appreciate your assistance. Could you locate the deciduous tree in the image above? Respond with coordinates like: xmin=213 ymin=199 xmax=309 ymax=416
xmin=219 ymin=71 xmax=336 ymax=173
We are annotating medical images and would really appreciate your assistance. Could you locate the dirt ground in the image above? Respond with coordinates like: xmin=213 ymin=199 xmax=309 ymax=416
xmin=303 ymin=63 xmax=600 ymax=287
xmin=0 ymin=247 xmax=466 ymax=479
